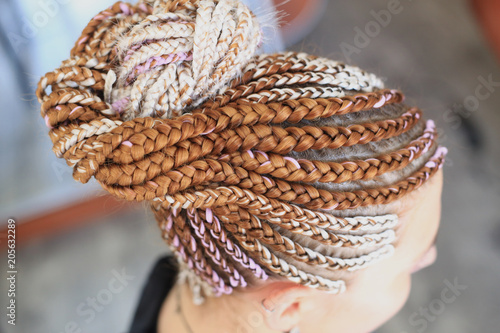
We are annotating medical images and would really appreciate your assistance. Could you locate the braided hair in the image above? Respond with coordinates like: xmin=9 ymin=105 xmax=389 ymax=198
xmin=37 ymin=0 xmax=446 ymax=297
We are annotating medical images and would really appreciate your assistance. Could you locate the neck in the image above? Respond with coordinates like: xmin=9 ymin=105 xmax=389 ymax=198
xmin=157 ymin=281 xmax=287 ymax=333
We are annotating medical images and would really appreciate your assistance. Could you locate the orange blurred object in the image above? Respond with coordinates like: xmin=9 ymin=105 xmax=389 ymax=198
xmin=272 ymin=0 xmax=327 ymax=46
xmin=472 ymin=0 xmax=500 ymax=61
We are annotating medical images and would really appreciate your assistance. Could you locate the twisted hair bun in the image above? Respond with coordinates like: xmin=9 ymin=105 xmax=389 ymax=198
xmin=107 ymin=0 xmax=261 ymax=120
xmin=37 ymin=0 xmax=446 ymax=296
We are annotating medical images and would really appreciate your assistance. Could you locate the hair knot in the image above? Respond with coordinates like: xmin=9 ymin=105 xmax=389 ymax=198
xmin=37 ymin=0 xmax=446 ymax=296
xmin=107 ymin=0 xmax=261 ymax=120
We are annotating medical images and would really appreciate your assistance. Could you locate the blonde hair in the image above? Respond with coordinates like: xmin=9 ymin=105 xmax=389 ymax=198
xmin=36 ymin=0 xmax=446 ymax=297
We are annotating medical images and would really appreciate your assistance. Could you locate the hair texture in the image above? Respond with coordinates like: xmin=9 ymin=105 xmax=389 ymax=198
xmin=37 ymin=0 xmax=446 ymax=297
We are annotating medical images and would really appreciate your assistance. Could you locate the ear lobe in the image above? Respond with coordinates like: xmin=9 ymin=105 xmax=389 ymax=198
xmin=261 ymin=283 xmax=312 ymax=332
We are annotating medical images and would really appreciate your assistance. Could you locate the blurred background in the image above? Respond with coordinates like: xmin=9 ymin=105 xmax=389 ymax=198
xmin=0 ymin=0 xmax=499 ymax=332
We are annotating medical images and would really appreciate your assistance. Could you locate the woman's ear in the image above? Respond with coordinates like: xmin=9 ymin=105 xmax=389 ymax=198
xmin=260 ymin=282 xmax=314 ymax=332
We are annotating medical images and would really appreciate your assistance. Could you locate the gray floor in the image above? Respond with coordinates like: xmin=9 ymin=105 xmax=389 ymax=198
xmin=1 ymin=0 xmax=500 ymax=332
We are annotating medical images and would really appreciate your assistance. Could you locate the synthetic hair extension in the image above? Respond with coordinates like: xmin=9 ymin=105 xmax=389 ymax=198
xmin=37 ymin=0 xmax=447 ymax=297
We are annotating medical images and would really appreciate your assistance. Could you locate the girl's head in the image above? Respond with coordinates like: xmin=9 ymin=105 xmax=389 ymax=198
xmin=37 ymin=0 xmax=446 ymax=331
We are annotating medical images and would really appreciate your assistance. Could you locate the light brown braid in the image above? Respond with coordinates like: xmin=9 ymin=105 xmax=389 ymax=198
xmin=37 ymin=0 xmax=446 ymax=296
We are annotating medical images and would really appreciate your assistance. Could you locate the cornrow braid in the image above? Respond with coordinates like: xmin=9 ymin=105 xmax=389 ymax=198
xmin=186 ymin=208 xmax=247 ymax=290
xmin=222 ymin=213 xmax=396 ymax=270
xmin=225 ymin=211 xmax=396 ymax=252
xmin=37 ymin=0 xmax=447 ymax=296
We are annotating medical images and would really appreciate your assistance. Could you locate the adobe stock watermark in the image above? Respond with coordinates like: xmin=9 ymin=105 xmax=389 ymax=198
xmin=340 ymin=0 xmax=409 ymax=62
xmin=442 ymin=74 xmax=500 ymax=130
xmin=8 ymin=0 xmax=71 ymax=54
xmin=57 ymin=268 xmax=135 ymax=333
xmin=402 ymin=278 xmax=467 ymax=333
xmin=6 ymin=219 xmax=17 ymax=326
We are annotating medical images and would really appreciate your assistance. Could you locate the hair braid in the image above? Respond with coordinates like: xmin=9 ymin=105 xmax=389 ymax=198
xmin=37 ymin=0 xmax=447 ymax=296
xmin=222 ymin=209 xmax=396 ymax=250
xmin=220 ymin=119 xmax=435 ymax=184
xmin=186 ymin=208 xmax=247 ymax=289
xmin=164 ymin=208 xmax=235 ymax=294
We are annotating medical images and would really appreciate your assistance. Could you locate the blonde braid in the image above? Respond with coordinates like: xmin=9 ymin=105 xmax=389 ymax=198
xmin=37 ymin=0 xmax=447 ymax=296
xmin=107 ymin=0 xmax=261 ymax=120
